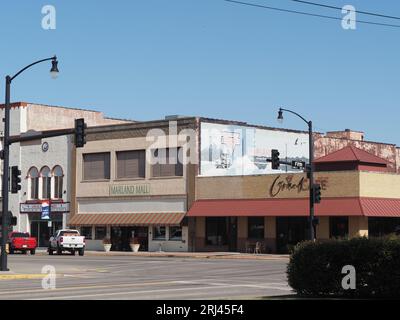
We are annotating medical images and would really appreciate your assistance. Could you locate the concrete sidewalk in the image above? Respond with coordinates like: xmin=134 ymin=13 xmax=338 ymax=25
xmin=35 ymin=248 xmax=289 ymax=260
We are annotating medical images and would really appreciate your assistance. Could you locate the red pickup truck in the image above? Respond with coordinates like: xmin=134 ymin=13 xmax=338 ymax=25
xmin=8 ymin=232 xmax=37 ymax=255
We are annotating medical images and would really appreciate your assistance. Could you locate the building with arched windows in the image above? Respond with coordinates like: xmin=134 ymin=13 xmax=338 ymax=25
xmin=0 ymin=102 xmax=132 ymax=247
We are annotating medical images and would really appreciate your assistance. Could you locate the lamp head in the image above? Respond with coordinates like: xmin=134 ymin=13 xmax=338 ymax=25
xmin=50 ymin=56 xmax=59 ymax=79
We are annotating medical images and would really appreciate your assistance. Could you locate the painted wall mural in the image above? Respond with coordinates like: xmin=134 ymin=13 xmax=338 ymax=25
xmin=200 ymin=122 xmax=310 ymax=176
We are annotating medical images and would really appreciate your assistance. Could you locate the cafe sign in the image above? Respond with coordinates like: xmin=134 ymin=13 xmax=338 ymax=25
xmin=109 ymin=184 xmax=151 ymax=196
xmin=269 ymin=175 xmax=328 ymax=198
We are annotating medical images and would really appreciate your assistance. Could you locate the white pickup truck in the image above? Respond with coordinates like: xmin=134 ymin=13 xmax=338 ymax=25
xmin=48 ymin=229 xmax=85 ymax=256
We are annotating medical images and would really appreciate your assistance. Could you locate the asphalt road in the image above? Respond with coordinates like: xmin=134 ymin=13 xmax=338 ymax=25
xmin=0 ymin=255 xmax=291 ymax=300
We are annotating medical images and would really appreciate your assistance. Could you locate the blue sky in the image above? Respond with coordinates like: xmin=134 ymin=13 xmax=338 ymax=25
xmin=1 ymin=0 xmax=399 ymax=144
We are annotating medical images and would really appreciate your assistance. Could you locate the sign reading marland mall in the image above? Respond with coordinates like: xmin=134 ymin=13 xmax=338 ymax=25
xmin=109 ymin=184 xmax=151 ymax=196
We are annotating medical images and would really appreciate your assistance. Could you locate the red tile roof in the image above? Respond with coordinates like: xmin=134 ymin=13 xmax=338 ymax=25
xmin=187 ymin=198 xmax=400 ymax=217
xmin=314 ymin=145 xmax=389 ymax=165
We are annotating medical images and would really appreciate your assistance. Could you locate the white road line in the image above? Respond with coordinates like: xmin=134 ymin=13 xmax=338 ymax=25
xmin=31 ymin=283 xmax=291 ymax=300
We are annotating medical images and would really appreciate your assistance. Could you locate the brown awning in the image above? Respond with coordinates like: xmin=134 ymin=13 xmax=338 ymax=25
xmin=187 ymin=197 xmax=400 ymax=218
xmin=68 ymin=212 xmax=186 ymax=226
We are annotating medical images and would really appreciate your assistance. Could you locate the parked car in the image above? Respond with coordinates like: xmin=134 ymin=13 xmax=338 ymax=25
xmin=8 ymin=232 xmax=37 ymax=255
xmin=48 ymin=229 xmax=85 ymax=256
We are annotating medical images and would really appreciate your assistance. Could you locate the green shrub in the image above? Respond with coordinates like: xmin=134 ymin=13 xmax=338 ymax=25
xmin=287 ymin=237 xmax=400 ymax=298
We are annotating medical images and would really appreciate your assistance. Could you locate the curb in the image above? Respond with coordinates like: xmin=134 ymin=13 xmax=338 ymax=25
xmin=34 ymin=251 xmax=289 ymax=260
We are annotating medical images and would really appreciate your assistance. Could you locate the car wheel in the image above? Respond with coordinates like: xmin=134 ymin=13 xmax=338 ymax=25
xmin=30 ymin=249 xmax=36 ymax=255
xmin=79 ymin=249 xmax=84 ymax=256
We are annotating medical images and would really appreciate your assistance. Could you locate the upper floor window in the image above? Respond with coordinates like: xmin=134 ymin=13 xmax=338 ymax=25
xmin=83 ymin=153 xmax=110 ymax=181
xmin=40 ymin=166 xmax=51 ymax=200
xmin=52 ymin=166 xmax=64 ymax=199
xmin=151 ymin=148 xmax=183 ymax=178
xmin=116 ymin=150 xmax=145 ymax=179
xmin=28 ymin=167 xmax=39 ymax=200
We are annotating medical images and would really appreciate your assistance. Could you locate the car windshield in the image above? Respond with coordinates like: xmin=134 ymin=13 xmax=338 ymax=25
xmin=12 ymin=233 xmax=29 ymax=238
xmin=59 ymin=231 xmax=79 ymax=236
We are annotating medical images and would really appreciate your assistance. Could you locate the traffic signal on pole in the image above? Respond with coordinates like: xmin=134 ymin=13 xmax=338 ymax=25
xmin=75 ymin=118 xmax=87 ymax=148
xmin=11 ymin=166 xmax=21 ymax=194
xmin=271 ymin=149 xmax=280 ymax=170
xmin=313 ymin=184 xmax=322 ymax=204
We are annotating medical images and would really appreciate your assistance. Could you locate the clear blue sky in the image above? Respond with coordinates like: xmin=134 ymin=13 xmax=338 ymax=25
xmin=1 ymin=0 xmax=399 ymax=145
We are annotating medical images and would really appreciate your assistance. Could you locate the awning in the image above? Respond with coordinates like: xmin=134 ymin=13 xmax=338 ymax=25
xmin=187 ymin=198 xmax=400 ymax=218
xmin=68 ymin=212 xmax=186 ymax=226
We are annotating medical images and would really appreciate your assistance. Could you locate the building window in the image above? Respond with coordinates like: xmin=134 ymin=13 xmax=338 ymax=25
xmin=95 ymin=226 xmax=107 ymax=240
xmin=83 ymin=153 xmax=111 ymax=181
xmin=116 ymin=150 xmax=145 ymax=179
xmin=169 ymin=226 xmax=182 ymax=241
xmin=28 ymin=167 xmax=39 ymax=200
xmin=40 ymin=167 xmax=51 ymax=200
xmin=248 ymin=217 xmax=265 ymax=239
xmin=152 ymin=226 xmax=166 ymax=240
xmin=369 ymin=218 xmax=400 ymax=237
xmin=330 ymin=217 xmax=349 ymax=239
xmin=80 ymin=227 xmax=93 ymax=240
xmin=206 ymin=217 xmax=228 ymax=246
xmin=152 ymin=148 xmax=183 ymax=178
xmin=52 ymin=166 xmax=63 ymax=199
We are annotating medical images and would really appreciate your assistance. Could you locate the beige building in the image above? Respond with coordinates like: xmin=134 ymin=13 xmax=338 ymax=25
xmin=69 ymin=118 xmax=198 ymax=252
xmin=188 ymin=146 xmax=400 ymax=253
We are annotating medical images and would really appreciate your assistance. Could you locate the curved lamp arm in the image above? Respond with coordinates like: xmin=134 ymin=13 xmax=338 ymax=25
xmin=279 ymin=107 xmax=310 ymax=126
xmin=9 ymin=56 xmax=57 ymax=82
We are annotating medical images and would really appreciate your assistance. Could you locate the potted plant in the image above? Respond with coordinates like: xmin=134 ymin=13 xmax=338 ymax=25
xmin=130 ymin=237 xmax=140 ymax=253
xmin=103 ymin=237 xmax=112 ymax=252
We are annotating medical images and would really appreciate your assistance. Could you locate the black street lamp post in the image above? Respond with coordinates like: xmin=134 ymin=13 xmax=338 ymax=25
xmin=1 ymin=56 xmax=59 ymax=272
xmin=277 ymin=107 xmax=316 ymax=241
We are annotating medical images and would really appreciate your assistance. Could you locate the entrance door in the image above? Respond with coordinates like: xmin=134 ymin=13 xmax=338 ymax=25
xmin=30 ymin=220 xmax=63 ymax=247
xmin=228 ymin=217 xmax=238 ymax=252
xmin=276 ymin=217 xmax=309 ymax=254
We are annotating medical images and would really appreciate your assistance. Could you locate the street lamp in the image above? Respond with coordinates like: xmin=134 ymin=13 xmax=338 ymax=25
xmin=277 ymin=107 xmax=316 ymax=241
xmin=1 ymin=56 xmax=59 ymax=272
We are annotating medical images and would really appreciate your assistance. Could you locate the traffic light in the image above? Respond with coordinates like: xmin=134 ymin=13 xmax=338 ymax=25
xmin=75 ymin=118 xmax=87 ymax=148
xmin=11 ymin=166 xmax=21 ymax=194
xmin=313 ymin=184 xmax=322 ymax=204
xmin=271 ymin=149 xmax=280 ymax=170
xmin=10 ymin=216 xmax=17 ymax=226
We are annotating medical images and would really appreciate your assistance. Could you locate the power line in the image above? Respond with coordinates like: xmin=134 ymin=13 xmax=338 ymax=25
xmin=290 ymin=0 xmax=400 ymax=21
xmin=222 ymin=0 xmax=400 ymax=28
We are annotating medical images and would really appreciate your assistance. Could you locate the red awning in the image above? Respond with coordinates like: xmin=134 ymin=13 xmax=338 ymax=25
xmin=68 ymin=212 xmax=186 ymax=226
xmin=187 ymin=198 xmax=400 ymax=218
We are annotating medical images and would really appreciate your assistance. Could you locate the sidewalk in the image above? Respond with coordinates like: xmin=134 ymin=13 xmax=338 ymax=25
xmin=35 ymin=248 xmax=289 ymax=260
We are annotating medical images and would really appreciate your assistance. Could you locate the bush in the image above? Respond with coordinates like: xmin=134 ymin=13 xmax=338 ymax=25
xmin=287 ymin=237 xmax=400 ymax=298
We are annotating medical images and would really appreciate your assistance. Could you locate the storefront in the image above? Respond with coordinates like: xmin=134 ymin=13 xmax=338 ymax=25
xmin=188 ymin=146 xmax=400 ymax=253
xmin=70 ymin=117 xmax=199 ymax=251
xmin=20 ymin=202 xmax=69 ymax=247
xmin=69 ymin=212 xmax=188 ymax=252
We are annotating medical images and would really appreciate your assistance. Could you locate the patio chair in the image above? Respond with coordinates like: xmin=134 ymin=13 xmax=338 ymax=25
xmin=254 ymin=242 xmax=262 ymax=254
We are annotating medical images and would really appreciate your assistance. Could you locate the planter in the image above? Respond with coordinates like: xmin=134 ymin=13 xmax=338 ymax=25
xmin=130 ymin=244 xmax=140 ymax=253
xmin=103 ymin=244 xmax=112 ymax=252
